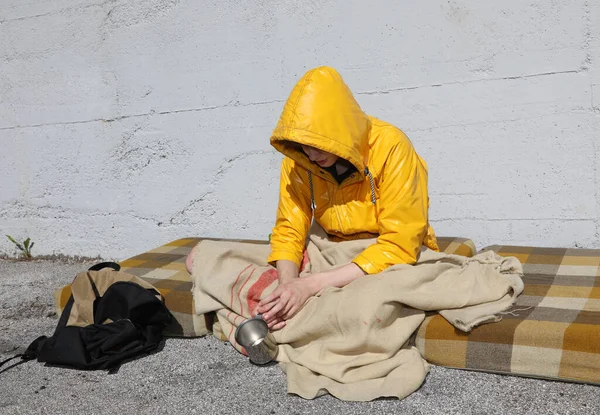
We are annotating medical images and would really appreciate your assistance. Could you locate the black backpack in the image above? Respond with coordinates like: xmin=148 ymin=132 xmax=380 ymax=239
xmin=1 ymin=262 xmax=172 ymax=372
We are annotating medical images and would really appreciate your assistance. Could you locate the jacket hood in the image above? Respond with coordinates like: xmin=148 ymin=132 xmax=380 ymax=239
xmin=270 ymin=66 xmax=371 ymax=175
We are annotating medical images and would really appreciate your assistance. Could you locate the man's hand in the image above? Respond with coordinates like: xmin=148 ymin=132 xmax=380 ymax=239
xmin=256 ymin=277 xmax=318 ymax=330
xmin=256 ymin=261 xmax=366 ymax=331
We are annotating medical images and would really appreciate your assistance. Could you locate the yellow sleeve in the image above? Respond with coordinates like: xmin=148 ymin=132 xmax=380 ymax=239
xmin=267 ymin=158 xmax=313 ymax=267
xmin=352 ymin=139 xmax=430 ymax=274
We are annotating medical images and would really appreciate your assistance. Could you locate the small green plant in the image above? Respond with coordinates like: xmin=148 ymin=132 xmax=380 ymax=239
xmin=6 ymin=235 xmax=35 ymax=259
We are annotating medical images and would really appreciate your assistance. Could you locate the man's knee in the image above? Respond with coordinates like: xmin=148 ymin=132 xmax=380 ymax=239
xmin=185 ymin=252 xmax=193 ymax=274
xmin=186 ymin=244 xmax=200 ymax=274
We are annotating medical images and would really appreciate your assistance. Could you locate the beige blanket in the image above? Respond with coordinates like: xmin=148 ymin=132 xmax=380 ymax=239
xmin=191 ymin=224 xmax=524 ymax=401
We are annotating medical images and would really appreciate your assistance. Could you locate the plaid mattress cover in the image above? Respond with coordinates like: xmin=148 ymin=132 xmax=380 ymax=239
xmin=54 ymin=236 xmax=476 ymax=337
xmin=415 ymin=244 xmax=600 ymax=385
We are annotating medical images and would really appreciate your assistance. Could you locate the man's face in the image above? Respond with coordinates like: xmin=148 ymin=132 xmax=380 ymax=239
xmin=301 ymin=145 xmax=338 ymax=168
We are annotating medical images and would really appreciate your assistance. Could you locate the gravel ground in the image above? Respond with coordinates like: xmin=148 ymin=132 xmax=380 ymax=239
xmin=0 ymin=259 xmax=598 ymax=415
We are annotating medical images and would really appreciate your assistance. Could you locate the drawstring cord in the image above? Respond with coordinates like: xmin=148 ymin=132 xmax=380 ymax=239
xmin=307 ymin=170 xmax=316 ymax=211
xmin=364 ymin=167 xmax=376 ymax=205
xmin=307 ymin=167 xmax=376 ymax=211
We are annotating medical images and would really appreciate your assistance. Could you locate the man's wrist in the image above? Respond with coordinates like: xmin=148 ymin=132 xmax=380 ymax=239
xmin=278 ymin=273 xmax=298 ymax=284
xmin=276 ymin=259 xmax=300 ymax=284
xmin=305 ymin=274 xmax=323 ymax=295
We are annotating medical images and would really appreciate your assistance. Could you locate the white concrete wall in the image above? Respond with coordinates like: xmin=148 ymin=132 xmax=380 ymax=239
xmin=1 ymin=0 xmax=598 ymax=259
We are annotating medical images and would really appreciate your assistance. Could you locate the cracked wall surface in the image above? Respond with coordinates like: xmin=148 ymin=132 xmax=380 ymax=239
xmin=1 ymin=0 xmax=599 ymax=259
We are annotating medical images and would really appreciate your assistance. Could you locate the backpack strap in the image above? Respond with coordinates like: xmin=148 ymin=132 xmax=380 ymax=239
xmin=0 ymin=353 xmax=25 ymax=369
xmin=88 ymin=262 xmax=120 ymax=272
xmin=0 ymin=292 xmax=76 ymax=373
xmin=86 ymin=262 xmax=120 ymax=305
xmin=0 ymin=336 xmax=47 ymax=372
xmin=0 ymin=335 xmax=47 ymax=371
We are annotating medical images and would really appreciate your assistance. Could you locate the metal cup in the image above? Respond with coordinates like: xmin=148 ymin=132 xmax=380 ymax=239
xmin=234 ymin=315 xmax=278 ymax=365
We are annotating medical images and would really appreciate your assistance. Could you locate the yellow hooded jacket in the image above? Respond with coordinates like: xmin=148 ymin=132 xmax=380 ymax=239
xmin=268 ymin=66 xmax=438 ymax=274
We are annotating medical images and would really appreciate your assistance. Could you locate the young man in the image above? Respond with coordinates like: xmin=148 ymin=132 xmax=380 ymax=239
xmin=257 ymin=66 xmax=438 ymax=330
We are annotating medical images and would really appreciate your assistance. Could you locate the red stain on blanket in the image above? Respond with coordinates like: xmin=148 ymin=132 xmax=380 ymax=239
xmin=237 ymin=266 xmax=257 ymax=314
xmin=246 ymin=268 xmax=278 ymax=314
xmin=229 ymin=264 xmax=253 ymax=309
xmin=300 ymin=250 xmax=310 ymax=272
